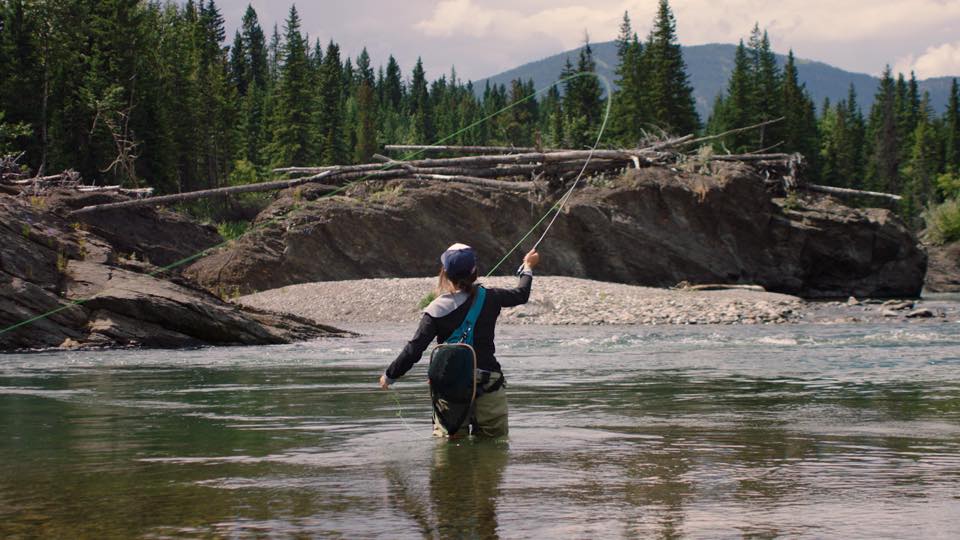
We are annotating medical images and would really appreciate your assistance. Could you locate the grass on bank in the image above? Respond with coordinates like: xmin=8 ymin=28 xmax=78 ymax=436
xmin=923 ymin=198 xmax=960 ymax=245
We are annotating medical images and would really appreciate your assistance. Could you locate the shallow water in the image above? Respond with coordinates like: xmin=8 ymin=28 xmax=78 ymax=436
xmin=2 ymin=322 xmax=960 ymax=538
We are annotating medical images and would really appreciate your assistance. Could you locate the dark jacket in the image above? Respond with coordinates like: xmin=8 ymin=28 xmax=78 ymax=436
xmin=385 ymin=273 xmax=532 ymax=381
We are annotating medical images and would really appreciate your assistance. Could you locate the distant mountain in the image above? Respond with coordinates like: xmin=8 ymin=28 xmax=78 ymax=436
xmin=474 ymin=42 xmax=957 ymax=120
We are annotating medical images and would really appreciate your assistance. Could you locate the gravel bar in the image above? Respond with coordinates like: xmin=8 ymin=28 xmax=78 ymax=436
xmin=237 ymin=276 xmax=810 ymax=326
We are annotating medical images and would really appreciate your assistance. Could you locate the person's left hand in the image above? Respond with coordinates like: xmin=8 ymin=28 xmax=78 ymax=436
xmin=378 ymin=374 xmax=391 ymax=389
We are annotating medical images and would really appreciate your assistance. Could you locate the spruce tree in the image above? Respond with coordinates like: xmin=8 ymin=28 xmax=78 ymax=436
xmin=945 ymin=78 xmax=960 ymax=173
xmin=316 ymin=40 xmax=346 ymax=164
xmin=902 ymin=93 xmax=939 ymax=225
xmin=780 ymin=51 xmax=819 ymax=175
xmin=709 ymin=40 xmax=753 ymax=151
xmin=383 ymin=55 xmax=404 ymax=112
xmin=562 ymin=39 xmax=604 ymax=148
xmin=241 ymin=6 xmax=268 ymax=89
xmin=407 ymin=57 xmax=433 ymax=143
xmin=643 ymin=0 xmax=699 ymax=135
xmin=267 ymin=6 xmax=314 ymax=167
xmin=749 ymin=26 xmax=783 ymax=147
xmin=866 ymin=67 xmax=901 ymax=193
xmin=610 ymin=12 xmax=646 ymax=145
xmin=837 ymin=84 xmax=866 ymax=188
xmin=0 ymin=0 xmax=44 ymax=167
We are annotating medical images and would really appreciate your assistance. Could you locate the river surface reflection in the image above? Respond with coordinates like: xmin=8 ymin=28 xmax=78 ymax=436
xmin=2 ymin=322 xmax=959 ymax=538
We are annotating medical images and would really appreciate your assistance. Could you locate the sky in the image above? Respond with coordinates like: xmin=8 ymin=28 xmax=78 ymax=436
xmin=223 ymin=0 xmax=960 ymax=82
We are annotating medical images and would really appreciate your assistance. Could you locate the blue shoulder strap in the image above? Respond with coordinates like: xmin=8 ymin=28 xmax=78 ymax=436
xmin=446 ymin=287 xmax=486 ymax=345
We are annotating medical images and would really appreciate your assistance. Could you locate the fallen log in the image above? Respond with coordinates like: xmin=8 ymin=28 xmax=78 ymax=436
xmin=385 ymin=144 xmax=551 ymax=155
xmin=801 ymin=183 xmax=902 ymax=202
xmin=70 ymin=171 xmax=336 ymax=215
xmin=275 ymin=149 xmax=640 ymax=176
xmin=683 ymin=284 xmax=767 ymax=292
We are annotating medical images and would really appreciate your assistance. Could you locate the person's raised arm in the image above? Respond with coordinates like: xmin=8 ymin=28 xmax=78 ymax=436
xmin=493 ymin=249 xmax=540 ymax=308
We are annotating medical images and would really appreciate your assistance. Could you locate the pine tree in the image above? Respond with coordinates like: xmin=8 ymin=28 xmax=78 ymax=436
xmin=643 ymin=0 xmax=699 ymax=135
xmin=945 ymin=78 xmax=960 ymax=173
xmin=818 ymin=103 xmax=840 ymax=186
xmin=234 ymin=5 xmax=269 ymax=168
xmin=749 ymin=26 xmax=783 ymax=147
xmin=780 ymin=51 xmax=819 ymax=175
xmin=0 ymin=0 xmax=44 ymax=167
xmin=267 ymin=6 xmax=314 ymax=167
xmin=383 ymin=55 xmax=404 ymax=112
xmin=407 ymin=57 xmax=433 ymax=143
xmin=241 ymin=6 xmax=268 ymax=89
xmin=562 ymin=38 xmax=604 ymax=148
xmin=866 ymin=67 xmax=901 ymax=193
xmin=610 ymin=12 xmax=646 ymax=145
xmin=708 ymin=40 xmax=753 ymax=151
xmin=902 ymin=93 xmax=939 ymax=225
xmin=502 ymin=78 xmax=536 ymax=146
xmin=316 ymin=40 xmax=346 ymax=164
xmin=837 ymin=84 xmax=866 ymax=188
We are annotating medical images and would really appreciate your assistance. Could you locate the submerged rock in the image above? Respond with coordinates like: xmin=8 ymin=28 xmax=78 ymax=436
xmin=0 ymin=191 xmax=347 ymax=351
xmin=187 ymin=164 xmax=926 ymax=299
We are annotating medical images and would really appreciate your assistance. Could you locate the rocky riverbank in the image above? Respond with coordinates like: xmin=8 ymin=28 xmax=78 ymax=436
xmin=187 ymin=163 xmax=927 ymax=299
xmin=925 ymin=240 xmax=960 ymax=293
xmin=238 ymin=276 xmax=960 ymax=327
xmin=0 ymin=190 xmax=348 ymax=351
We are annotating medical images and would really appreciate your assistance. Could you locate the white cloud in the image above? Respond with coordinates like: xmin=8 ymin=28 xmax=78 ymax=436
xmin=895 ymin=41 xmax=960 ymax=79
xmin=221 ymin=0 xmax=960 ymax=80
xmin=414 ymin=0 xmax=627 ymax=50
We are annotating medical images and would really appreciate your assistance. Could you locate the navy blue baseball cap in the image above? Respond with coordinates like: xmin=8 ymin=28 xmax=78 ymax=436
xmin=440 ymin=243 xmax=477 ymax=280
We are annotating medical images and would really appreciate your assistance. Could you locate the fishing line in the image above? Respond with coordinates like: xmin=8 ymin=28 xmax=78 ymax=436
xmin=485 ymin=73 xmax=613 ymax=276
xmin=391 ymin=386 xmax=431 ymax=437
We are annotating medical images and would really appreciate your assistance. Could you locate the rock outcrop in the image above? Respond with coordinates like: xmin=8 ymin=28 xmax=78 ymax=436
xmin=186 ymin=164 xmax=927 ymax=299
xmin=0 ymin=192 xmax=347 ymax=351
xmin=924 ymin=241 xmax=960 ymax=293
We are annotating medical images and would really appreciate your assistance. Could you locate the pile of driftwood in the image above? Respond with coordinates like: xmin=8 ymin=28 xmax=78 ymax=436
xmin=66 ymin=119 xmax=902 ymax=215
xmin=1 ymin=153 xmax=154 ymax=198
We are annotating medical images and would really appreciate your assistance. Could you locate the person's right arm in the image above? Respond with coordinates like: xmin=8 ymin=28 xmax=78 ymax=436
xmin=490 ymin=249 xmax=539 ymax=308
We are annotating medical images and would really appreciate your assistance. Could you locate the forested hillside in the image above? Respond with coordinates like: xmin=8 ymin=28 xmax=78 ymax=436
xmin=1 ymin=0 xmax=958 ymax=242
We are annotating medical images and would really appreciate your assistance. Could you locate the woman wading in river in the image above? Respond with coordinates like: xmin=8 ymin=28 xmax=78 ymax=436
xmin=379 ymin=243 xmax=539 ymax=438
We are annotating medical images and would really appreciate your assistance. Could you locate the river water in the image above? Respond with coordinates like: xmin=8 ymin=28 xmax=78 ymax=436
xmin=2 ymin=322 xmax=959 ymax=538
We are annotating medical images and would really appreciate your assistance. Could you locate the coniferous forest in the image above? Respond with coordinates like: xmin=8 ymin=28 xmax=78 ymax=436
xmin=1 ymin=0 xmax=958 ymax=238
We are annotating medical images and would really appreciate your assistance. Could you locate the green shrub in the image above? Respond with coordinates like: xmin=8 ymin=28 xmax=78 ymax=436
xmin=922 ymin=198 xmax=960 ymax=245
xmin=418 ymin=291 xmax=437 ymax=310
xmin=216 ymin=220 xmax=249 ymax=241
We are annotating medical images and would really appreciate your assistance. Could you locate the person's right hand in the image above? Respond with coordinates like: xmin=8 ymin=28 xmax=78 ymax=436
xmin=523 ymin=249 xmax=540 ymax=270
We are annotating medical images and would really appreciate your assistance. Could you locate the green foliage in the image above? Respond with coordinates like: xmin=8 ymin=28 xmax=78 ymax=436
xmin=642 ymin=0 xmax=700 ymax=136
xmin=0 ymin=0 xmax=955 ymax=232
xmin=708 ymin=28 xmax=814 ymax=159
xmin=937 ymin=172 xmax=960 ymax=199
xmin=216 ymin=220 xmax=249 ymax=241
xmin=418 ymin=291 xmax=437 ymax=310
xmin=367 ymin=184 xmax=403 ymax=204
xmin=0 ymin=110 xmax=29 ymax=154
xmin=228 ymin=159 xmax=260 ymax=186
xmin=922 ymin=198 xmax=960 ymax=245
xmin=266 ymin=5 xmax=314 ymax=168
xmin=316 ymin=40 xmax=347 ymax=164
xmin=562 ymin=39 xmax=604 ymax=148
